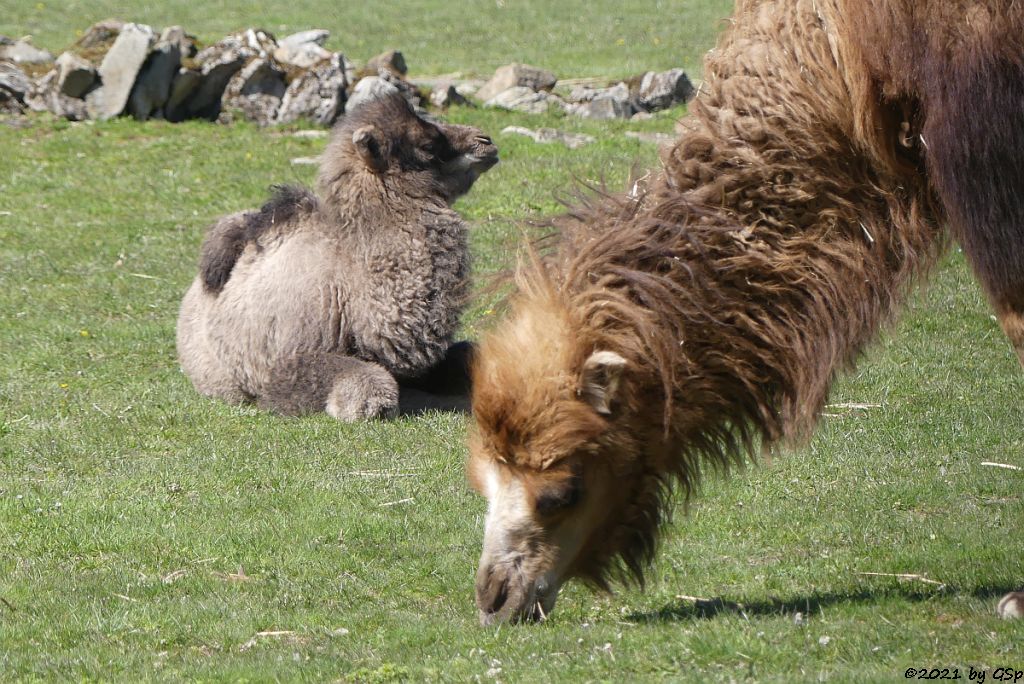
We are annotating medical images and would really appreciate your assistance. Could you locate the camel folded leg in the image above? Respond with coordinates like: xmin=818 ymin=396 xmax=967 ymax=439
xmin=260 ymin=352 xmax=399 ymax=420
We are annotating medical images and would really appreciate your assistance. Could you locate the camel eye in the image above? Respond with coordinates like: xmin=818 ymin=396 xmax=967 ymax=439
xmin=420 ymin=133 xmax=446 ymax=156
xmin=535 ymin=475 xmax=583 ymax=516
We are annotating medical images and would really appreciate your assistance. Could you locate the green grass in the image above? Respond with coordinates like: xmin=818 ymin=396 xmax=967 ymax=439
xmin=2 ymin=2 xmax=1024 ymax=681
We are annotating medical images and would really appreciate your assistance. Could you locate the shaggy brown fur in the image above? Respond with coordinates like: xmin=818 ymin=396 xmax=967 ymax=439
xmin=177 ymin=93 xmax=498 ymax=419
xmin=469 ymin=0 xmax=1024 ymax=624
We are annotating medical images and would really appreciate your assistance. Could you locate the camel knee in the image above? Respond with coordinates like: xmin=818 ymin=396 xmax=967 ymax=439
xmin=325 ymin=362 xmax=399 ymax=421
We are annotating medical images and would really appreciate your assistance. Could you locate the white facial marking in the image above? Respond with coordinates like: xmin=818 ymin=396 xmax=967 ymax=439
xmin=480 ymin=460 xmax=532 ymax=556
xmin=480 ymin=457 xmax=500 ymax=500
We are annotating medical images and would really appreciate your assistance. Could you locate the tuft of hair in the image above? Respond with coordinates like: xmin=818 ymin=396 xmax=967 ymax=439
xmin=340 ymin=90 xmax=418 ymax=130
xmin=200 ymin=185 xmax=318 ymax=293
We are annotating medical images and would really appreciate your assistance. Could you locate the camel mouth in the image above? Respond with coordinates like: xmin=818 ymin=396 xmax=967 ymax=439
xmin=463 ymin=148 xmax=499 ymax=172
xmin=441 ymin=150 xmax=499 ymax=177
xmin=476 ymin=568 xmax=560 ymax=626
xmin=473 ymin=152 xmax=500 ymax=171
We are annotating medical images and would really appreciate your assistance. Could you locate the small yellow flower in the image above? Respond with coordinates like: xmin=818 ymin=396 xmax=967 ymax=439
xmin=36 ymin=2 xmax=44 ymax=9
xmin=245 ymin=152 xmax=253 ymax=160
xmin=60 ymin=383 xmax=69 ymax=389
xmin=616 ymin=38 xmax=625 ymax=46
xmin=79 ymin=329 xmax=90 ymax=337
xmin=653 ymin=36 xmax=661 ymax=46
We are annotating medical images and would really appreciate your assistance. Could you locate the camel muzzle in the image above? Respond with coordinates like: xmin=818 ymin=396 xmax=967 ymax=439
xmin=475 ymin=560 xmax=559 ymax=625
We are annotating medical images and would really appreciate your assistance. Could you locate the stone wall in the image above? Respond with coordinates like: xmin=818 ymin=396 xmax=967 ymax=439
xmin=0 ymin=22 xmax=694 ymax=126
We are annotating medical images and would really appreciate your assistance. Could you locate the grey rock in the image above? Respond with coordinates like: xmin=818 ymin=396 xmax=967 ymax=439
xmin=222 ymin=57 xmax=287 ymax=126
xmin=410 ymin=74 xmax=484 ymax=100
xmin=0 ymin=61 xmax=32 ymax=98
xmin=484 ymin=86 xmax=562 ymax=115
xmin=86 ymin=22 xmax=156 ymax=120
xmin=242 ymin=28 xmax=277 ymax=55
xmin=174 ymin=32 xmax=264 ymax=121
xmin=25 ymin=69 xmax=89 ymax=120
xmin=366 ymin=49 xmax=407 ymax=76
xmin=276 ymin=52 xmax=348 ymax=125
xmin=344 ymin=74 xmax=399 ymax=113
xmin=637 ymin=68 xmax=693 ymax=111
xmin=290 ymin=129 xmax=328 ymax=139
xmin=77 ymin=19 xmax=124 ymax=49
xmin=279 ymin=29 xmax=330 ymax=48
xmin=568 ymin=84 xmax=602 ymax=103
xmin=195 ymin=29 xmax=275 ymax=62
xmin=164 ymin=68 xmax=201 ymax=122
xmin=127 ymin=26 xmax=193 ymax=120
xmin=273 ymin=42 xmax=332 ymax=69
xmin=568 ymin=82 xmax=633 ymax=119
xmin=160 ymin=26 xmax=197 ymax=58
xmin=191 ymin=56 xmax=248 ymax=120
xmin=501 ymin=125 xmax=594 ymax=149
xmin=0 ymin=39 xmax=54 ymax=65
xmin=429 ymin=82 xmax=469 ymax=108
xmin=380 ymin=69 xmax=422 ymax=109
xmin=231 ymin=57 xmax=287 ymax=97
xmin=476 ymin=63 xmax=556 ymax=102
xmin=624 ymin=130 xmax=675 ymax=145
xmin=54 ymin=51 xmax=96 ymax=98
xmin=0 ymin=87 xmax=24 ymax=115
xmin=454 ymin=81 xmax=483 ymax=98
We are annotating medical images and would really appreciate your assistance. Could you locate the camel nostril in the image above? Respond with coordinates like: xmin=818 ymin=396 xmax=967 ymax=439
xmin=475 ymin=135 xmax=494 ymax=146
xmin=490 ymin=579 xmax=508 ymax=614
xmin=476 ymin=569 xmax=510 ymax=615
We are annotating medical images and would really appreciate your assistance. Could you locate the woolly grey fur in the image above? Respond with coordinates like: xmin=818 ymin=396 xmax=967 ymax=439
xmin=176 ymin=93 xmax=498 ymax=419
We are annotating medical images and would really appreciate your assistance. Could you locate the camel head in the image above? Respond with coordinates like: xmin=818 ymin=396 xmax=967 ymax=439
xmin=468 ymin=286 xmax=668 ymax=625
xmin=324 ymin=92 xmax=498 ymax=204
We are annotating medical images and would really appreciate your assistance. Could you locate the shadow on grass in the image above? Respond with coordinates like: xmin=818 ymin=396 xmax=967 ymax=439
xmin=628 ymin=585 xmax=1021 ymax=623
xmin=397 ymin=388 xmax=470 ymax=417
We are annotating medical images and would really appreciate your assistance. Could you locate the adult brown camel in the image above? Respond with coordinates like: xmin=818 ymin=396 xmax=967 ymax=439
xmin=468 ymin=0 xmax=1024 ymax=624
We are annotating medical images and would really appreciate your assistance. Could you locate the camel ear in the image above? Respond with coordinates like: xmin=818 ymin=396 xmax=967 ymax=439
xmin=352 ymin=125 xmax=387 ymax=172
xmin=579 ymin=350 xmax=627 ymax=416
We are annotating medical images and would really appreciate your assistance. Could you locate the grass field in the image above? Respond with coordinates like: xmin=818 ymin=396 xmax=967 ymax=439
xmin=2 ymin=2 xmax=1023 ymax=681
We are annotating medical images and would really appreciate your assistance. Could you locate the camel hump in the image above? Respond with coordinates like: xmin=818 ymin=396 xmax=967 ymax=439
xmin=199 ymin=184 xmax=319 ymax=294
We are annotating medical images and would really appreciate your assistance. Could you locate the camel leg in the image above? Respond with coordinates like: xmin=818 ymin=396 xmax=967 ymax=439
xmin=260 ymin=352 xmax=399 ymax=420
xmin=919 ymin=46 xmax=1024 ymax=370
xmin=994 ymin=307 xmax=1024 ymax=369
